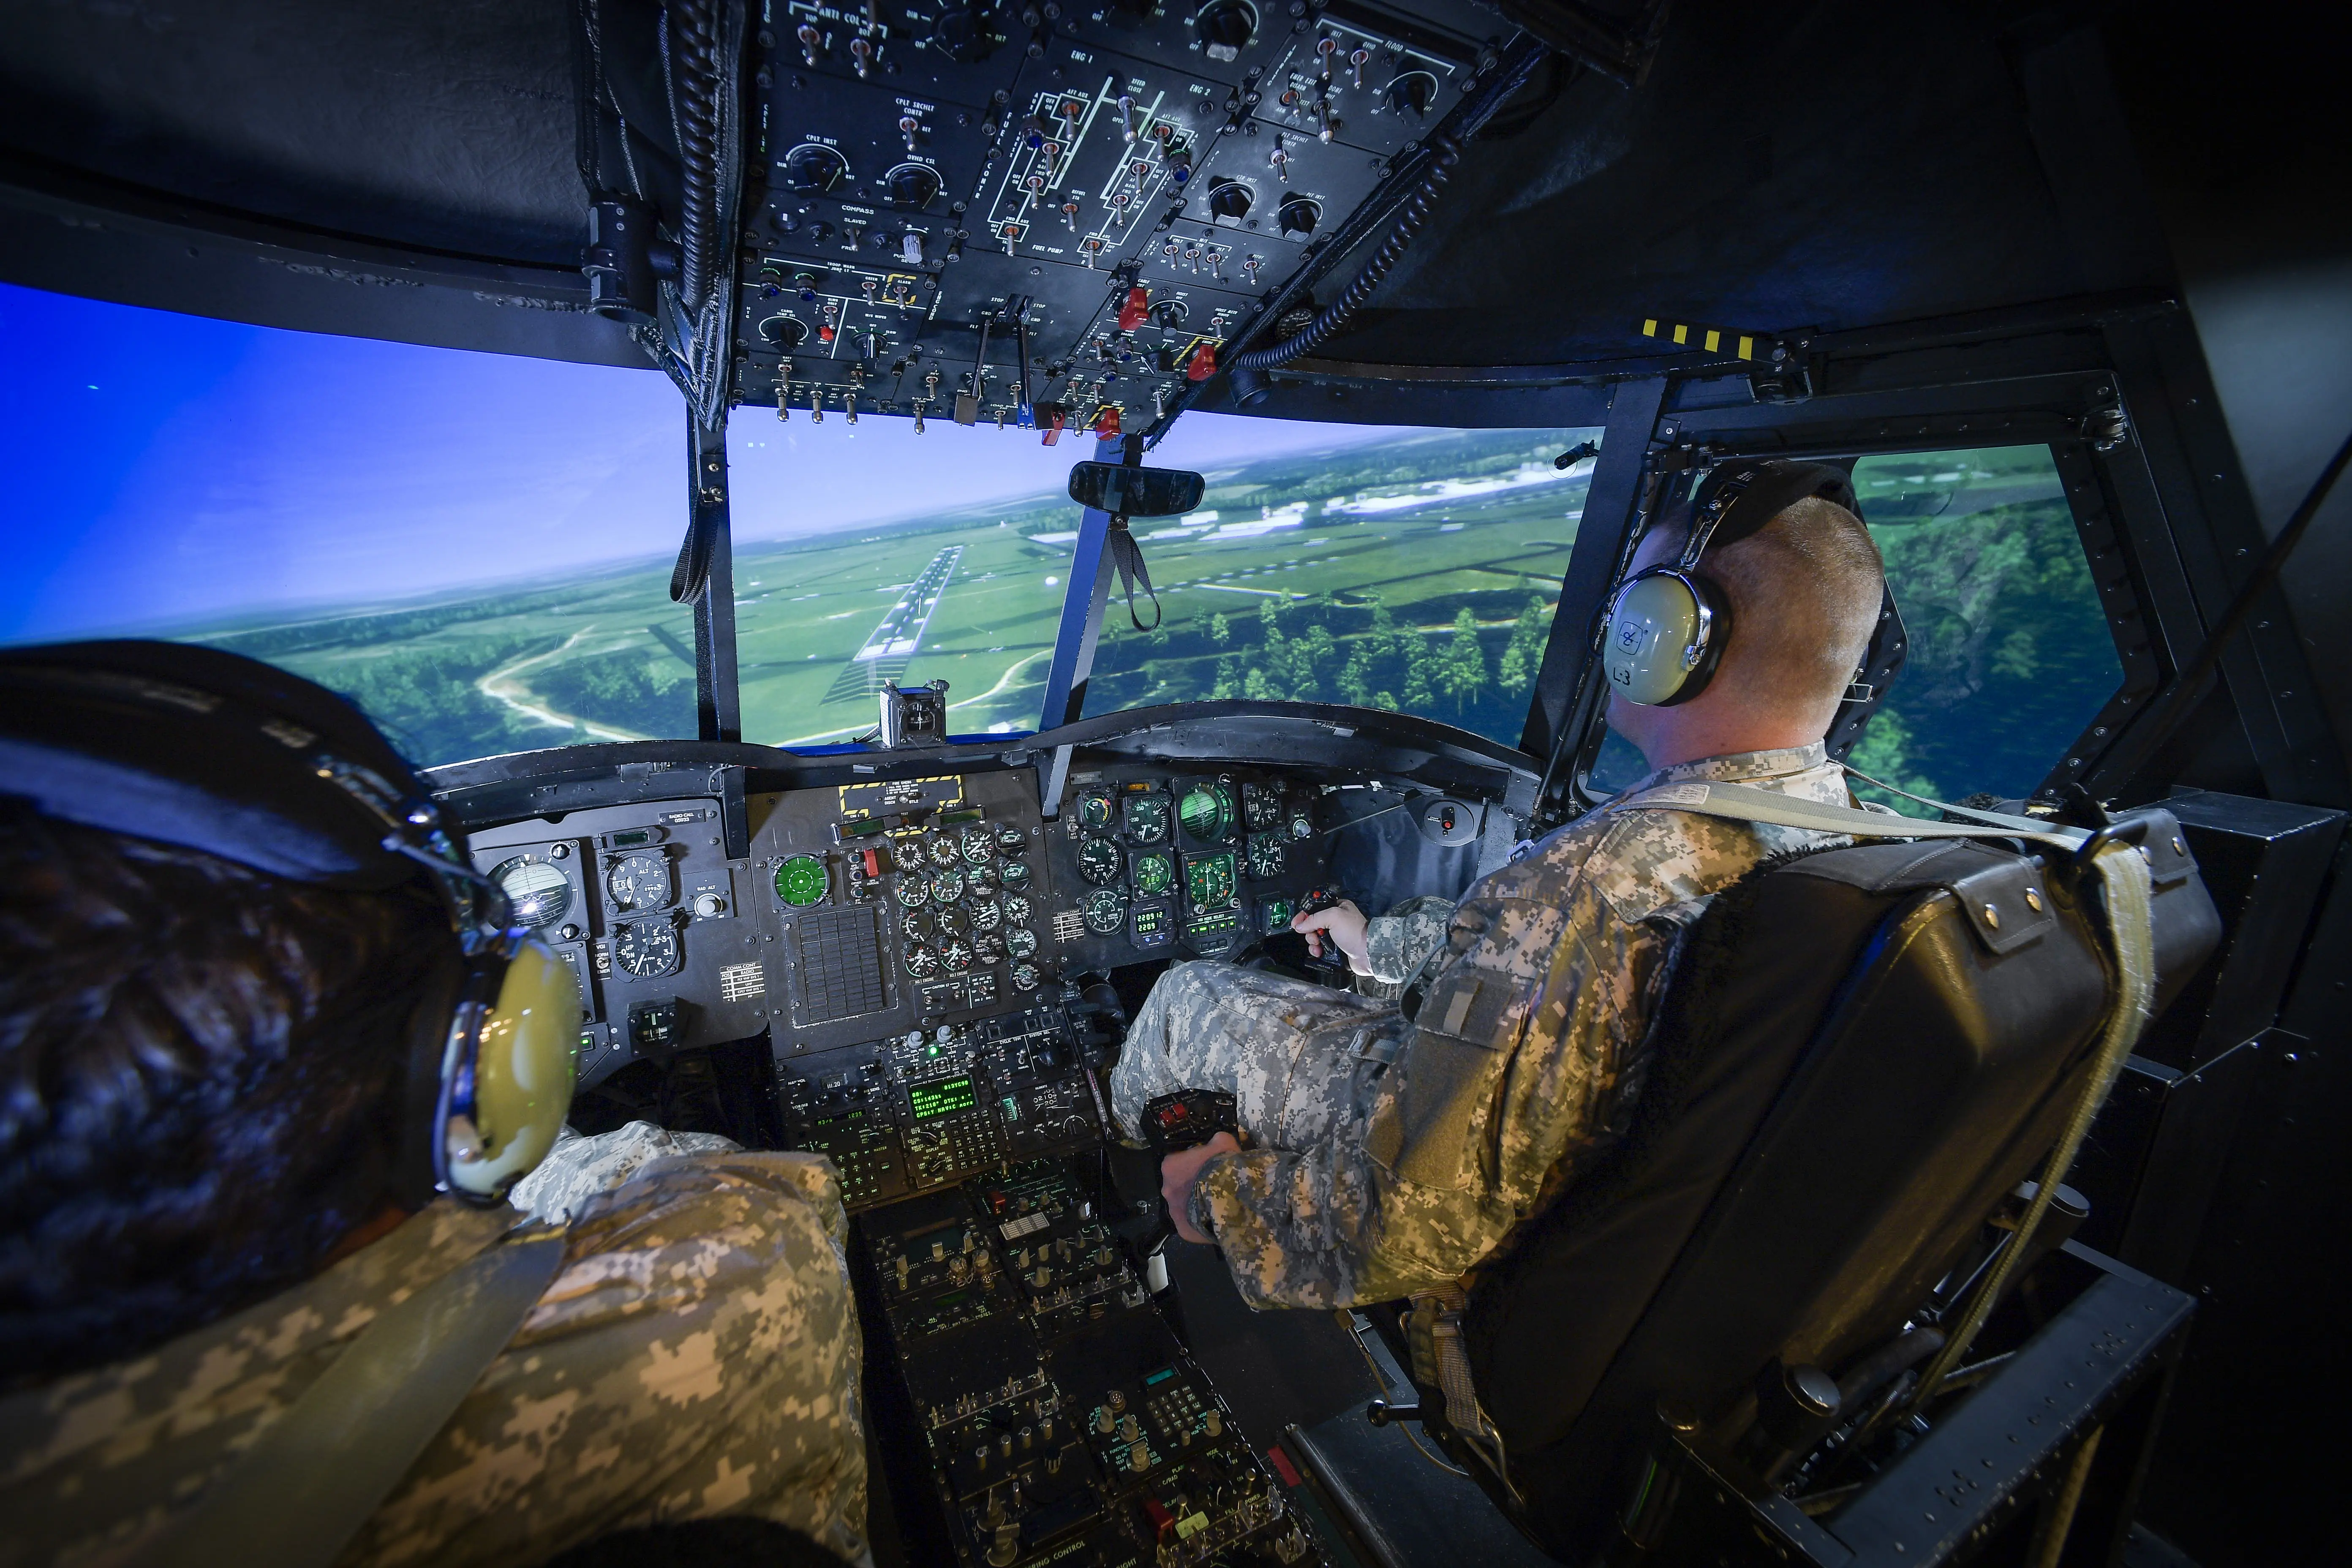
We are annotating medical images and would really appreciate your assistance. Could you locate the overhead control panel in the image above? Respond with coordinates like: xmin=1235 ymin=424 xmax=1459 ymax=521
xmin=737 ymin=0 xmax=1507 ymax=430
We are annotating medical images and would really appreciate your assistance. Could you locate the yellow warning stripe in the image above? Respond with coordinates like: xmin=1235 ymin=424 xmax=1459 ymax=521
xmin=1639 ymin=318 xmax=1769 ymax=362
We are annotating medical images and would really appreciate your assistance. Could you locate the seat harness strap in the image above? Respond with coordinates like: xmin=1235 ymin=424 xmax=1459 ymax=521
xmin=143 ymin=1221 xmax=570 ymax=1568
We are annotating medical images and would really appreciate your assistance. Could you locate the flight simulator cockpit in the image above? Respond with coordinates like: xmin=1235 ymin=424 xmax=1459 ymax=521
xmin=3 ymin=3 xmax=2347 ymax=1566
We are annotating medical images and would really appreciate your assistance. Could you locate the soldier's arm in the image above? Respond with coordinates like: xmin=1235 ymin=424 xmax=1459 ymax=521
xmin=1362 ymin=895 xmax=1459 ymax=985
xmin=1189 ymin=894 xmax=1661 ymax=1309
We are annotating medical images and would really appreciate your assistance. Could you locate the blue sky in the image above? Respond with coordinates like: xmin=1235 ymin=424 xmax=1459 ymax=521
xmin=0 ymin=282 xmax=1421 ymax=642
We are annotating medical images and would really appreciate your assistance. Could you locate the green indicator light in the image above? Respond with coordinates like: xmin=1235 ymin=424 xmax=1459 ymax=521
xmin=774 ymin=855 xmax=828 ymax=907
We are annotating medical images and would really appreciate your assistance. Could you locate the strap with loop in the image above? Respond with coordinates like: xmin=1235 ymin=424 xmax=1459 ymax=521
xmin=144 ymin=1222 xmax=569 ymax=1568
xmin=1609 ymin=778 xmax=2095 ymax=855
xmin=1104 ymin=514 xmax=1162 ymax=631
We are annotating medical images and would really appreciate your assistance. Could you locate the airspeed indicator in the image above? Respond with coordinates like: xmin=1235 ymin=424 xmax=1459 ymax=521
xmin=1078 ymin=837 xmax=1124 ymax=886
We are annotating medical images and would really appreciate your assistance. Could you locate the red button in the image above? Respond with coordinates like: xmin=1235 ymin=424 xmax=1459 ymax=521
xmin=1185 ymin=342 xmax=1217 ymax=382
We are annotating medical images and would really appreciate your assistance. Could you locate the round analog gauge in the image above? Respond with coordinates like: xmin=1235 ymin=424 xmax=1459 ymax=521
xmin=1082 ymin=888 xmax=1128 ymax=934
xmin=1186 ymin=852 xmax=1238 ymax=913
xmin=1123 ymin=791 xmax=1171 ymax=844
xmin=1290 ymin=811 xmax=1315 ymax=841
xmin=940 ymin=939 xmax=973 ymax=972
xmin=934 ymin=905 xmax=968 ymax=939
xmin=896 ymin=877 xmax=929 ymax=909
xmin=612 ymin=918 xmax=681 ymax=978
xmin=490 ymin=855 xmax=572 ymax=929
xmin=1011 ymin=961 xmax=1042 ymax=992
xmin=774 ymin=854 xmax=828 ymax=908
xmin=1241 ymin=781 xmax=1282 ymax=832
xmin=966 ymin=863 xmax=998 ymax=889
xmin=604 ymin=850 xmax=673 ymax=913
xmin=967 ymin=897 xmax=1004 ymax=932
xmin=930 ymin=868 xmax=964 ymax=904
xmin=1003 ymin=894 xmax=1033 ymax=925
xmin=1005 ymin=926 xmax=1039 ymax=959
xmin=904 ymin=943 xmax=939 ymax=979
xmin=901 ymin=909 xmax=934 ymax=941
xmin=1245 ymin=833 xmax=1285 ymax=879
xmin=893 ymin=838 xmax=926 ymax=871
xmin=995 ymin=824 xmax=1028 ymax=852
xmin=1078 ymin=789 xmax=1116 ymax=830
xmin=928 ymin=835 xmax=961 ymax=868
xmin=960 ymin=829 xmax=994 ymax=866
xmin=1078 ymin=837 xmax=1124 ymax=886
xmin=974 ymin=933 xmax=1006 ymax=964
xmin=1131 ymin=850 xmax=1174 ymax=898
xmin=998 ymin=859 xmax=1032 ymax=890
xmin=1178 ymin=781 xmax=1235 ymax=843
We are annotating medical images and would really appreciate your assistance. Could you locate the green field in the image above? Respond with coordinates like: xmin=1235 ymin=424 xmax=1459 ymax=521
xmin=184 ymin=434 xmax=2121 ymax=807
xmin=188 ymin=425 xmax=1600 ymax=767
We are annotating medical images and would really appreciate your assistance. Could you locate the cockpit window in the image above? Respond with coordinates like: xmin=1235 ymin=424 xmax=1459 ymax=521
xmin=1582 ymin=444 xmax=2123 ymax=811
xmin=1078 ymin=424 xmax=1604 ymax=747
xmin=1 ymin=283 xmax=702 ymax=769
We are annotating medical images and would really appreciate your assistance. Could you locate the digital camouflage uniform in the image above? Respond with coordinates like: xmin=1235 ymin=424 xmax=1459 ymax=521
xmin=1110 ymin=744 xmax=1854 ymax=1311
xmin=0 ymin=1138 xmax=871 ymax=1568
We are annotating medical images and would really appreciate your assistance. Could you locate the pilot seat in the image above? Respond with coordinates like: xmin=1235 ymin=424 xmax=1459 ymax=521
xmin=1344 ymin=808 xmax=2221 ymax=1565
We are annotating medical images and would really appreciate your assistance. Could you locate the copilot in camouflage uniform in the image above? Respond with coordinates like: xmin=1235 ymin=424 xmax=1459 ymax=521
xmin=0 ymin=1130 xmax=871 ymax=1568
xmin=1110 ymin=743 xmax=1854 ymax=1311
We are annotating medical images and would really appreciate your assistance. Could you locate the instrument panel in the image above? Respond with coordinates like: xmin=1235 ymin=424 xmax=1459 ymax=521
xmin=466 ymin=760 xmax=1348 ymax=1087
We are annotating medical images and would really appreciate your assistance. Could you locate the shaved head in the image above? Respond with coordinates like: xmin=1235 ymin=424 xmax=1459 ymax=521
xmin=1612 ymin=493 xmax=1885 ymax=763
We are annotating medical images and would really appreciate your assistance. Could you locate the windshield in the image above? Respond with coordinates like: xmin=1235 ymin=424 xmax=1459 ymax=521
xmin=1081 ymin=422 xmax=1603 ymax=748
xmin=7 ymin=283 xmax=1585 ymax=766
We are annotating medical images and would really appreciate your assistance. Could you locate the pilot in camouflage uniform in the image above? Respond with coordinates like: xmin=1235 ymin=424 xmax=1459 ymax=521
xmin=1110 ymin=742 xmax=1856 ymax=1311
xmin=0 ymin=1132 xmax=871 ymax=1568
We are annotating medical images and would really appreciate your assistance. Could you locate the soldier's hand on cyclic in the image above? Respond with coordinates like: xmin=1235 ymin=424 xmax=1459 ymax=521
xmin=1162 ymin=1131 xmax=1240 ymax=1245
xmin=1293 ymin=900 xmax=1371 ymax=974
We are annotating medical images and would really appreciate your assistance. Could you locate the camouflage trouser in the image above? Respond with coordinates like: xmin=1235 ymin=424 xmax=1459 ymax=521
xmin=1110 ymin=961 xmax=1403 ymax=1153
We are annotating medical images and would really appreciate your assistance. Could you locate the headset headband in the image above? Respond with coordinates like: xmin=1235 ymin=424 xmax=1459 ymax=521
xmin=1678 ymin=459 xmax=1859 ymax=569
xmin=0 ymin=640 xmax=509 ymax=945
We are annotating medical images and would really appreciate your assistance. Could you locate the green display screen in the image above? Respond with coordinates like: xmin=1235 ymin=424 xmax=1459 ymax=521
xmin=909 ymin=1076 xmax=977 ymax=1121
xmin=839 ymin=816 xmax=890 ymax=838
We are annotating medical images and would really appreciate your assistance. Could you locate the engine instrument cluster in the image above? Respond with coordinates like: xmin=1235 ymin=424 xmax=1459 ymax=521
xmin=1051 ymin=765 xmax=1337 ymax=964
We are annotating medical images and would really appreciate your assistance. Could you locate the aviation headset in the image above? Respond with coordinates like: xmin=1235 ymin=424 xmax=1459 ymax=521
xmin=1600 ymin=457 xmax=1862 ymax=706
xmin=0 ymin=640 xmax=580 ymax=1207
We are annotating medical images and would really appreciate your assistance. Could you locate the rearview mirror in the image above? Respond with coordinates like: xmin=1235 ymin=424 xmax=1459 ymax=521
xmin=1067 ymin=461 xmax=1205 ymax=518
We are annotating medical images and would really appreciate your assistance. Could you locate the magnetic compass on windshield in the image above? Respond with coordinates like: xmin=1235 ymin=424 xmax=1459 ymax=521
xmin=612 ymin=918 xmax=681 ymax=978
xmin=490 ymin=854 xmax=572 ymax=930
xmin=1081 ymin=888 xmax=1129 ymax=935
xmin=1131 ymin=850 xmax=1174 ymax=898
xmin=1178 ymin=780 xmax=1235 ymax=844
xmin=1078 ymin=837 xmax=1125 ymax=886
xmin=604 ymin=851 xmax=674 ymax=914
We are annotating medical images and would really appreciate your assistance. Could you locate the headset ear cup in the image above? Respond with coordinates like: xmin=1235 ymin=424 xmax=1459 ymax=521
xmin=395 ymin=949 xmax=467 ymax=1210
xmin=444 ymin=939 xmax=581 ymax=1200
xmin=1653 ymin=576 xmax=1731 ymax=706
